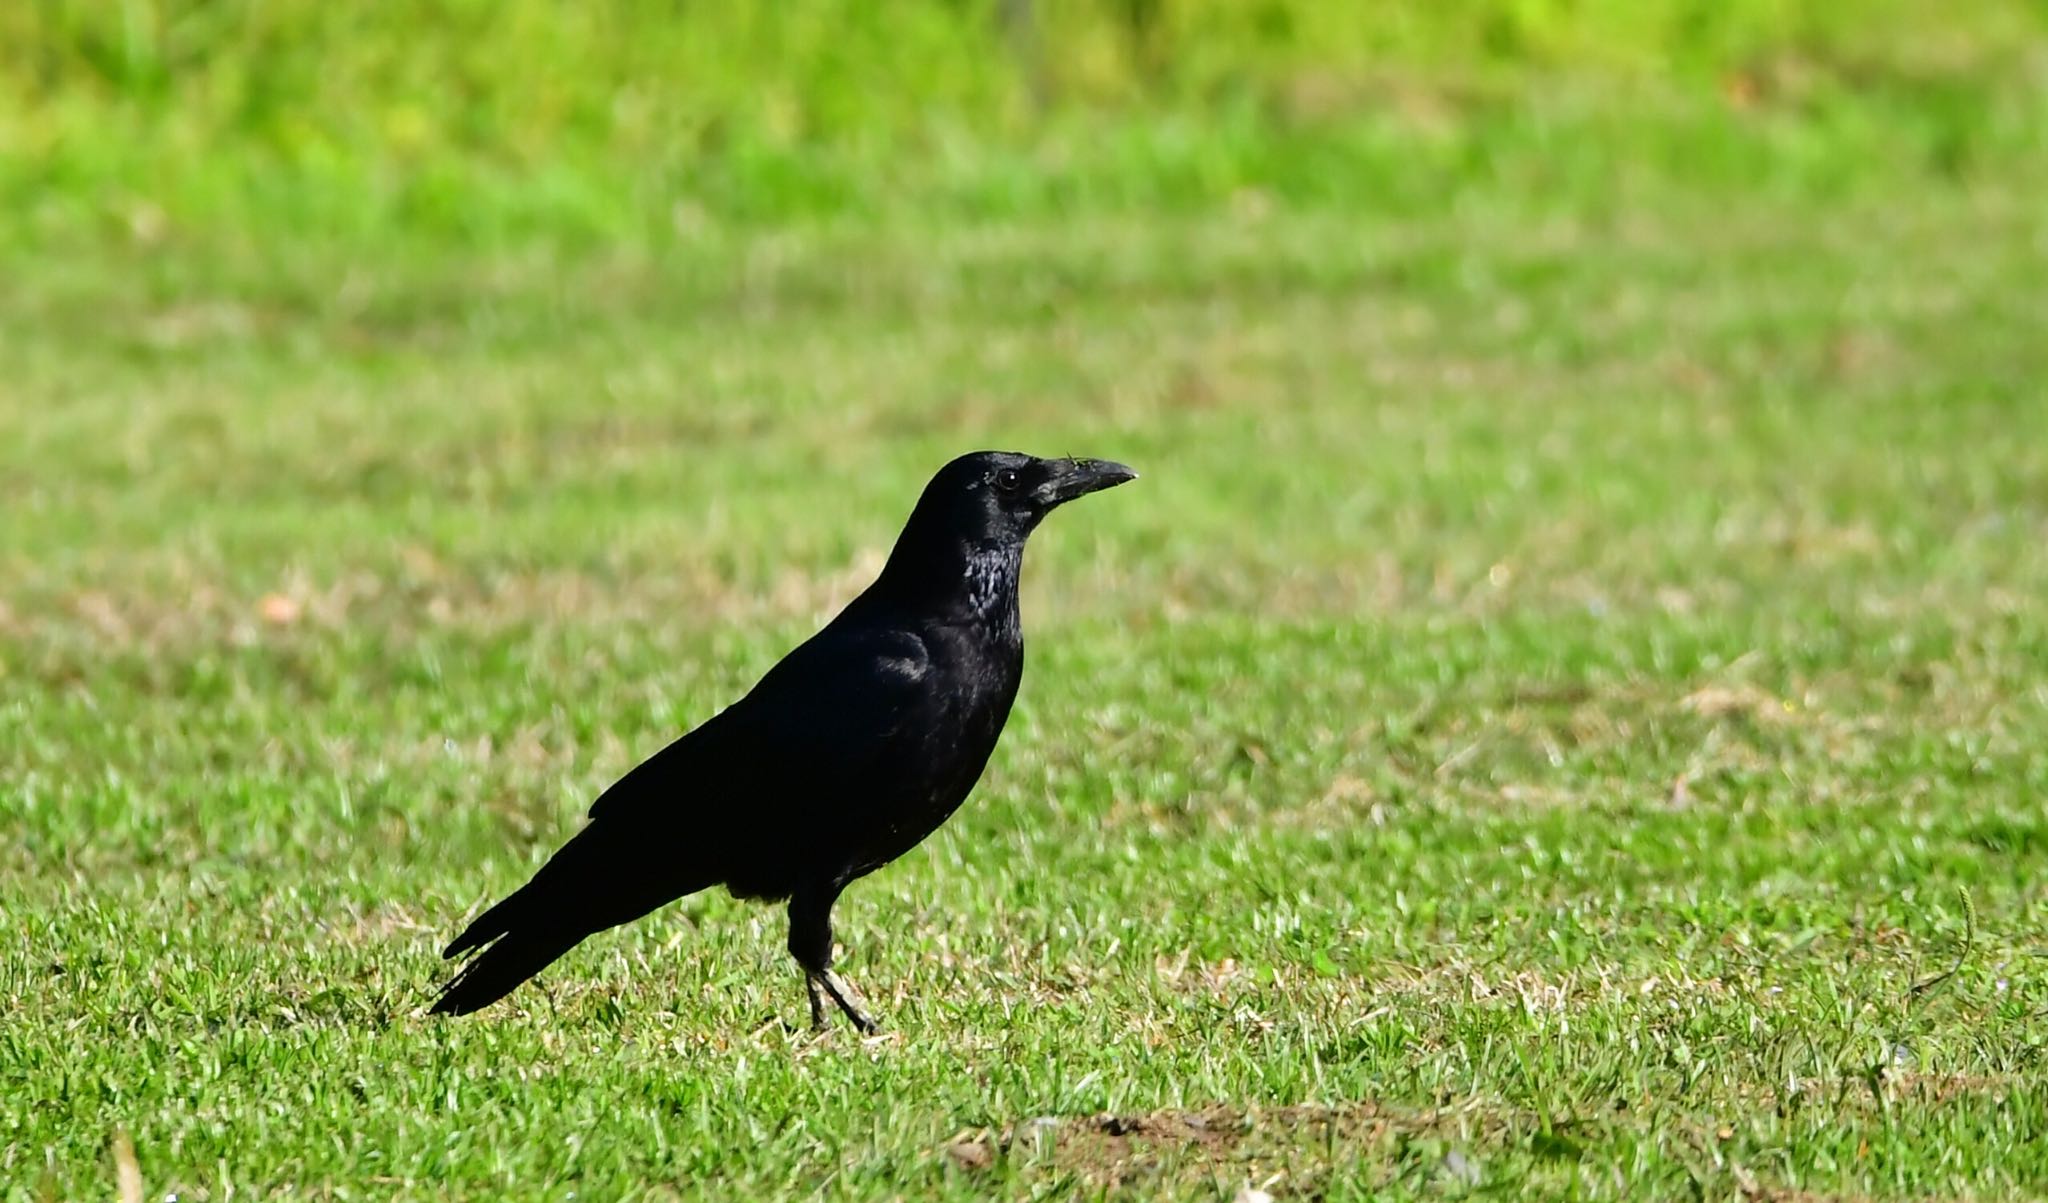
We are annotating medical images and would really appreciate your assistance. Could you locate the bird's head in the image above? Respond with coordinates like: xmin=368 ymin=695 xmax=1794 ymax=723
xmin=868 ymin=450 xmax=1138 ymax=610
xmin=868 ymin=451 xmax=1136 ymax=612
xmin=909 ymin=450 xmax=1138 ymax=549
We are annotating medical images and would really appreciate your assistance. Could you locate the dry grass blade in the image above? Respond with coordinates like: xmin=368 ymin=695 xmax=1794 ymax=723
xmin=112 ymin=1129 xmax=143 ymax=1203
xmin=1910 ymin=888 xmax=1978 ymax=1003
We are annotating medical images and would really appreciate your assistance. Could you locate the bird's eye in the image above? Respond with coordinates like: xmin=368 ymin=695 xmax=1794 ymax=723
xmin=993 ymin=469 xmax=1023 ymax=493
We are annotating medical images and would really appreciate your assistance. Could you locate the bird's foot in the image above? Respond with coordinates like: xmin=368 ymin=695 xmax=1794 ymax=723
xmin=807 ymin=969 xmax=880 ymax=1034
xmin=752 ymin=1012 xmax=803 ymax=1040
xmin=805 ymin=975 xmax=829 ymax=1030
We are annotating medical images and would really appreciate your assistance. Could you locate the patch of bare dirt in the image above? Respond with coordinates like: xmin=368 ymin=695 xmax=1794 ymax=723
xmin=943 ymin=1101 xmax=1411 ymax=1187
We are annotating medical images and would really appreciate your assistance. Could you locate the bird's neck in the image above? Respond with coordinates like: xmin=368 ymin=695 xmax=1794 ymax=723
xmin=960 ymin=542 xmax=1023 ymax=631
xmin=869 ymin=534 xmax=1023 ymax=634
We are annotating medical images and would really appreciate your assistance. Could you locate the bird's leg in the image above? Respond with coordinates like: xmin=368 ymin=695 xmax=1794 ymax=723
xmin=818 ymin=968 xmax=877 ymax=1034
xmin=804 ymin=973 xmax=828 ymax=1029
xmin=788 ymin=886 xmax=880 ymax=1034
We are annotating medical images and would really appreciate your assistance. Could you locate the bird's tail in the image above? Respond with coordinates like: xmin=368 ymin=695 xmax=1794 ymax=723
xmin=432 ymin=819 xmax=711 ymax=1016
xmin=431 ymin=918 xmax=584 ymax=1016
xmin=441 ymin=886 xmax=528 ymax=962
xmin=431 ymin=873 xmax=590 ymax=1016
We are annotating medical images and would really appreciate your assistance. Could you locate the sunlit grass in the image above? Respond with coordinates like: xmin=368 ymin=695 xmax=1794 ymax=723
xmin=5 ymin=142 xmax=2048 ymax=1201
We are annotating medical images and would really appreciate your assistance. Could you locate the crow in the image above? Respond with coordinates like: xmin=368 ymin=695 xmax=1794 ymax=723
xmin=431 ymin=450 xmax=1136 ymax=1030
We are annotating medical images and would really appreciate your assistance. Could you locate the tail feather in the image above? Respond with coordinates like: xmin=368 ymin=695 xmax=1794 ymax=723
xmin=442 ymin=889 xmax=525 ymax=960
xmin=432 ymin=821 xmax=713 ymax=1016
xmin=430 ymin=925 xmax=584 ymax=1016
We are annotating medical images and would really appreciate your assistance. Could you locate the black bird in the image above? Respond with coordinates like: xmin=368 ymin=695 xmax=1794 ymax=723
xmin=431 ymin=451 xmax=1136 ymax=1029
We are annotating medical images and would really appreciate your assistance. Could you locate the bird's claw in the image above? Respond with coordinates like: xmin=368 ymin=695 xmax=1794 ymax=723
xmin=807 ymin=969 xmax=881 ymax=1034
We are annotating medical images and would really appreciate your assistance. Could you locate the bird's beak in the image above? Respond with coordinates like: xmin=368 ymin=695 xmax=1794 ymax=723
xmin=1038 ymin=458 xmax=1138 ymax=506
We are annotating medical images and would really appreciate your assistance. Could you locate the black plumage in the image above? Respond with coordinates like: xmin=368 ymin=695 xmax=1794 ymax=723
xmin=431 ymin=450 xmax=1136 ymax=1029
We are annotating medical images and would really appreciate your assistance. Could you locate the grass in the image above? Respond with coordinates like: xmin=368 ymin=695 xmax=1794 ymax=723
xmin=7 ymin=0 xmax=2046 ymax=242
xmin=5 ymin=10 xmax=2048 ymax=1192
xmin=6 ymin=187 xmax=2047 ymax=1197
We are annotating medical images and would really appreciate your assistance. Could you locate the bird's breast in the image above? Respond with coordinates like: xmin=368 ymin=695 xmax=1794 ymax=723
xmin=843 ymin=629 xmax=1020 ymax=871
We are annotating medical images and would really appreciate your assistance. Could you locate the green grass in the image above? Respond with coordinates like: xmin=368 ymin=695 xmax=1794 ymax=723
xmin=6 ymin=185 xmax=2047 ymax=1197
xmin=7 ymin=0 xmax=2045 ymax=243
xmin=6 ymin=9 xmax=2048 ymax=1192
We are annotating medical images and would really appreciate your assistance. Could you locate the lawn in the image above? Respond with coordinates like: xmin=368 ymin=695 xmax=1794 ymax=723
xmin=5 ymin=9 xmax=2048 ymax=1197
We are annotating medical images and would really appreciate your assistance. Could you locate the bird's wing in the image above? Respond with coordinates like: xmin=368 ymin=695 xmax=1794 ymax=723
xmin=586 ymin=623 xmax=934 ymax=822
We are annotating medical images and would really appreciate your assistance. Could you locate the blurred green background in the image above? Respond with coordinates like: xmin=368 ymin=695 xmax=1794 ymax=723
xmin=5 ymin=0 xmax=2044 ymax=250
xmin=7 ymin=3 xmax=2048 ymax=1200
